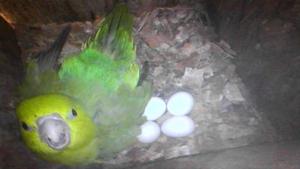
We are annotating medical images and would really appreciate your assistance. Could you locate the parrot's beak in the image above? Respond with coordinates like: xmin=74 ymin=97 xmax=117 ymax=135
xmin=37 ymin=113 xmax=70 ymax=150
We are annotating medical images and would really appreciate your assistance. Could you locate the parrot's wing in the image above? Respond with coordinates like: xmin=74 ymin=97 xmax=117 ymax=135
xmin=19 ymin=25 xmax=71 ymax=99
xmin=36 ymin=25 xmax=71 ymax=72
xmin=94 ymin=81 xmax=153 ymax=158
xmin=58 ymin=76 xmax=152 ymax=158
xmin=83 ymin=3 xmax=135 ymax=61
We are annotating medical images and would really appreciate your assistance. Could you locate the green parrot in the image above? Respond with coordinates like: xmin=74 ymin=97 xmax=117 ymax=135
xmin=16 ymin=3 xmax=152 ymax=166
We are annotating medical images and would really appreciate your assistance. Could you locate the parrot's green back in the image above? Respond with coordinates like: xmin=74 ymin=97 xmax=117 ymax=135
xmin=59 ymin=3 xmax=138 ymax=92
xmin=17 ymin=3 xmax=152 ymax=166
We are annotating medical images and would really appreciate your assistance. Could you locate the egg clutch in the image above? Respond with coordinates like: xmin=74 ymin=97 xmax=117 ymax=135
xmin=138 ymin=91 xmax=195 ymax=143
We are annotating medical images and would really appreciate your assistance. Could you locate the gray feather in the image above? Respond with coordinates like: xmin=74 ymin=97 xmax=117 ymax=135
xmin=36 ymin=25 xmax=71 ymax=72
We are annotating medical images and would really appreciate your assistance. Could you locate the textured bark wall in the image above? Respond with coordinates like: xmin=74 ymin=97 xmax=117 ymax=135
xmin=1 ymin=0 xmax=299 ymax=25
xmin=0 ymin=16 xmax=22 ymax=110
xmin=0 ymin=0 xmax=180 ymax=25
xmin=0 ymin=0 xmax=108 ymax=24
xmin=210 ymin=0 xmax=300 ymax=139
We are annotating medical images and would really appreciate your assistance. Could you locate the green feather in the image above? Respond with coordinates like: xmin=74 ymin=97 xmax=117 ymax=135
xmin=59 ymin=3 xmax=139 ymax=92
xmin=84 ymin=3 xmax=135 ymax=61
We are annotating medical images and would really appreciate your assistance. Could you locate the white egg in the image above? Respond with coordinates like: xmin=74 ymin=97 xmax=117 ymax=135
xmin=161 ymin=116 xmax=195 ymax=138
xmin=167 ymin=91 xmax=194 ymax=116
xmin=137 ymin=121 xmax=161 ymax=143
xmin=143 ymin=97 xmax=166 ymax=121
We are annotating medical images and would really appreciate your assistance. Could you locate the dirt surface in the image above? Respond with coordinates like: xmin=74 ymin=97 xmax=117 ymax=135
xmin=117 ymin=141 xmax=300 ymax=169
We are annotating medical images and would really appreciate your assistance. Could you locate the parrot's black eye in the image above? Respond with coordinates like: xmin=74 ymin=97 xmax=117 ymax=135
xmin=72 ymin=109 xmax=77 ymax=117
xmin=21 ymin=122 xmax=31 ymax=131
xmin=68 ymin=109 xmax=78 ymax=120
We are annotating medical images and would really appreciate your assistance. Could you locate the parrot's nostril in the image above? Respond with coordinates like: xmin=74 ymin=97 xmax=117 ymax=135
xmin=37 ymin=113 xmax=70 ymax=150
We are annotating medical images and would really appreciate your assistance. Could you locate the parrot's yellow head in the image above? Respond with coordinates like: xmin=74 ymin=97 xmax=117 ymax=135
xmin=16 ymin=94 xmax=98 ymax=165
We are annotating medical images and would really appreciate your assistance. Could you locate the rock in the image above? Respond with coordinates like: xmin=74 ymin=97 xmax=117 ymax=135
xmin=175 ymin=27 xmax=190 ymax=43
xmin=176 ymin=10 xmax=188 ymax=19
xmin=223 ymin=82 xmax=245 ymax=103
